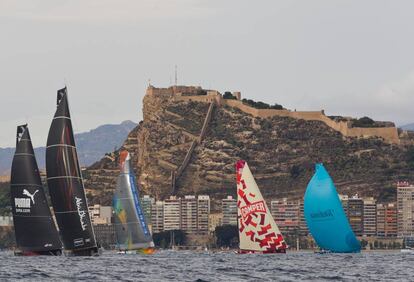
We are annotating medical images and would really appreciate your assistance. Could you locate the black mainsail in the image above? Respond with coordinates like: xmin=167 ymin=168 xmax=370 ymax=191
xmin=46 ymin=87 xmax=98 ymax=256
xmin=10 ymin=124 xmax=62 ymax=256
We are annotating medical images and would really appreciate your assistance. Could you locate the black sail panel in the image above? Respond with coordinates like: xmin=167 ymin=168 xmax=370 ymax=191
xmin=46 ymin=87 xmax=97 ymax=253
xmin=10 ymin=125 xmax=62 ymax=254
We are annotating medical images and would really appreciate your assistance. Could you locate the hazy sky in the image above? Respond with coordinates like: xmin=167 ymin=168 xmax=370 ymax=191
xmin=1 ymin=0 xmax=414 ymax=147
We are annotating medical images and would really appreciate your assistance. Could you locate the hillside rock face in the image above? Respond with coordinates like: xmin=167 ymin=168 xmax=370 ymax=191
xmin=84 ymin=86 xmax=414 ymax=206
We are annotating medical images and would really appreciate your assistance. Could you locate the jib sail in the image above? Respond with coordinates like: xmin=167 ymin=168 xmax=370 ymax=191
xmin=10 ymin=124 xmax=62 ymax=255
xmin=113 ymin=150 xmax=154 ymax=250
xmin=236 ymin=160 xmax=287 ymax=253
xmin=304 ymin=163 xmax=361 ymax=253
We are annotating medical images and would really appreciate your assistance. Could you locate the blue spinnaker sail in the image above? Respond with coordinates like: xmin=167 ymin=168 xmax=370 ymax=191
xmin=304 ymin=163 xmax=361 ymax=253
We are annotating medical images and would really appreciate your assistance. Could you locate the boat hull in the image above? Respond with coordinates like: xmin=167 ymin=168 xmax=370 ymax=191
xmin=64 ymin=247 xmax=101 ymax=257
xmin=117 ymin=247 xmax=156 ymax=255
xmin=14 ymin=249 xmax=62 ymax=256
xmin=238 ymin=248 xmax=286 ymax=254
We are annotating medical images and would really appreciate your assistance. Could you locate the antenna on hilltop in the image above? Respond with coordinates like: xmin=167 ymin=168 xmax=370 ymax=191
xmin=174 ymin=65 xmax=178 ymax=86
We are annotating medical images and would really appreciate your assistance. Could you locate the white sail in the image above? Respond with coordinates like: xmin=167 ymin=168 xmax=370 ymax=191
xmin=236 ymin=160 xmax=287 ymax=253
xmin=113 ymin=150 xmax=154 ymax=251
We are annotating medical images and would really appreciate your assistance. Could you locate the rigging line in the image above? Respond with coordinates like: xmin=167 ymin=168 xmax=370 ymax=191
xmin=10 ymin=183 xmax=42 ymax=187
xmin=46 ymin=176 xmax=82 ymax=180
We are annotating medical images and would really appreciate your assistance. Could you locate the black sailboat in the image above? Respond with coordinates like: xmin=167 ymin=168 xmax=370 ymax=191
xmin=46 ymin=87 xmax=99 ymax=256
xmin=10 ymin=124 xmax=62 ymax=256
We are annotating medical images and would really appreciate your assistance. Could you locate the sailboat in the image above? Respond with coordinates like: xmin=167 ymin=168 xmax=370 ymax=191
xmin=304 ymin=163 xmax=361 ymax=253
xmin=10 ymin=124 xmax=63 ymax=256
xmin=113 ymin=150 xmax=155 ymax=254
xmin=45 ymin=87 xmax=99 ymax=256
xmin=236 ymin=160 xmax=287 ymax=254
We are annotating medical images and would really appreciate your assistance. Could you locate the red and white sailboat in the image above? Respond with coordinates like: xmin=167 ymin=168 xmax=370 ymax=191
xmin=236 ymin=160 xmax=287 ymax=254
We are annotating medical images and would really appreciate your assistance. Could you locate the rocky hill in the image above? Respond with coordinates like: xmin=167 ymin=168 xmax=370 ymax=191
xmin=84 ymin=86 xmax=414 ymax=207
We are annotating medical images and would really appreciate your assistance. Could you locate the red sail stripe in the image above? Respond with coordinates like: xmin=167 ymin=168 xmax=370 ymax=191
xmin=245 ymin=230 xmax=255 ymax=241
xmin=258 ymin=224 xmax=271 ymax=236
xmin=242 ymin=195 xmax=251 ymax=205
xmin=245 ymin=215 xmax=253 ymax=226
xmin=260 ymin=214 xmax=265 ymax=225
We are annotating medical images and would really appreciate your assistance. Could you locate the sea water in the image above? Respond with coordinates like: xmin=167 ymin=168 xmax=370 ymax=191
xmin=0 ymin=250 xmax=413 ymax=281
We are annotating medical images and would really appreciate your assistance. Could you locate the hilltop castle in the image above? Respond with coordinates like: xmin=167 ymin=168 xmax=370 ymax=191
xmin=146 ymin=85 xmax=400 ymax=144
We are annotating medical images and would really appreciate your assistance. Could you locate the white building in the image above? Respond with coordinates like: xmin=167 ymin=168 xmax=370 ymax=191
xmin=397 ymin=182 xmax=414 ymax=237
xmin=363 ymin=197 xmax=377 ymax=237
xmin=197 ymin=195 xmax=210 ymax=235
xmin=151 ymin=200 xmax=164 ymax=233
xmin=271 ymin=198 xmax=300 ymax=235
xmin=88 ymin=205 xmax=112 ymax=225
xmin=141 ymin=195 xmax=155 ymax=226
xmin=222 ymin=196 xmax=237 ymax=226
xmin=181 ymin=195 xmax=198 ymax=234
xmin=163 ymin=196 xmax=181 ymax=231
xmin=209 ymin=213 xmax=223 ymax=233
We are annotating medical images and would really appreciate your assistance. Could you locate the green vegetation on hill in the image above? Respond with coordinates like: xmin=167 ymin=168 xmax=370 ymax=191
xmin=223 ymin=92 xmax=237 ymax=100
xmin=166 ymin=101 xmax=210 ymax=135
xmin=242 ymin=98 xmax=284 ymax=110
xmin=182 ymin=89 xmax=207 ymax=96
xmin=351 ymin=116 xmax=381 ymax=128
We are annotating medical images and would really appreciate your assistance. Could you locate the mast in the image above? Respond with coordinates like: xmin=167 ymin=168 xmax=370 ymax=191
xmin=113 ymin=150 xmax=154 ymax=251
xmin=45 ymin=87 xmax=98 ymax=256
xmin=236 ymin=160 xmax=287 ymax=253
xmin=10 ymin=124 xmax=62 ymax=255
xmin=304 ymin=163 xmax=361 ymax=253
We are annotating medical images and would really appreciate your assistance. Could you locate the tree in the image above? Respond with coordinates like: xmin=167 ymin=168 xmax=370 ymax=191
xmin=352 ymin=116 xmax=377 ymax=128
xmin=290 ymin=165 xmax=302 ymax=179
xmin=153 ymin=230 xmax=187 ymax=248
xmin=223 ymin=92 xmax=236 ymax=100
xmin=360 ymin=239 xmax=368 ymax=249
xmin=215 ymin=225 xmax=239 ymax=248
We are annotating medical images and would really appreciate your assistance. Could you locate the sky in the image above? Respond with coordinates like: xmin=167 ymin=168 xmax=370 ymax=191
xmin=1 ymin=0 xmax=414 ymax=147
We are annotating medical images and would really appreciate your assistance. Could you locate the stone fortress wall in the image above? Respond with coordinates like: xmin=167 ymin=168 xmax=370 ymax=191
xmin=146 ymin=85 xmax=400 ymax=144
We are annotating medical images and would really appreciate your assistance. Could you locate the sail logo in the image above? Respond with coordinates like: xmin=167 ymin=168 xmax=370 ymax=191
xmin=75 ymin=197 xmax=88 ymax=231
xmin=14 ymin=189 xmax=39 ymax=213
xmin=241 ymin=200 xmax=267 ymax=218
xmin=310 ymin=209 xmax=335 ymax=220
xmin=23 ymin=189 xmax=38 ymax=204
xmin=74 ymin=238 xmax=85 ymax=247
xmin=15 ymin=198 xmax=31 ymax=210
